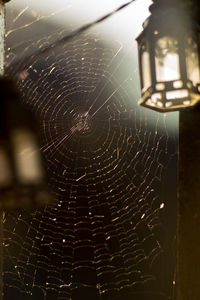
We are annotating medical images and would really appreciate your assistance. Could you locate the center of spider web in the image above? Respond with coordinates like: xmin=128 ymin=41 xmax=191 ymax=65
xmin=72 ymin=111 xmax=91 ymax=134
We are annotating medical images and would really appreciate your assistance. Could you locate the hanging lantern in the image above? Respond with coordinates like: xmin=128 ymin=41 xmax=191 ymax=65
xmin=0 ymin=77 xmax=50 ymax=209
xmin=136 ymin=0 xmax=200 ymax=112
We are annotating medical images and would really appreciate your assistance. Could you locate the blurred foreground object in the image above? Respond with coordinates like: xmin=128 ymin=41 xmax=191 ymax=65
xmin=136 ymin=0 xmax=200 ymax=112
xmin=0 ymin=77 xmax=50 ymax=209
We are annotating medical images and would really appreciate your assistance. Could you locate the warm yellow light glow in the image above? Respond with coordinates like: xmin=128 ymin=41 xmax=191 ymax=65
xmin=146 ymin=99 xmax=155 ymax=106
xmin=12 ymin=128 xmax=44 ymax=184
xmin=151 ymin=92 xmax=162 ymax=102
xmin=142 ymin=49 xmax=151 ymax=90
xmin=165 ymin=101 xmax=173 ymax=108
xmin=156 ymin=83 xmax=165 ymax=90
xmin=155 ymin=37 xmax=180 ymax=82
xmin=157 ymin=101 xmax=163 ymax=107
xmin=166 ymin=89 xmax=189 ymax=100
xmin=173 ymin=80 xmax=183 ymax=88
xmin=183 ymin=100 xmax=191 ymax=105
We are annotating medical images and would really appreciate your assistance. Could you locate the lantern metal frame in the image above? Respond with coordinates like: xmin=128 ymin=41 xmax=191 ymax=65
xmin=136 ymin=0 xmax=200 ymax=112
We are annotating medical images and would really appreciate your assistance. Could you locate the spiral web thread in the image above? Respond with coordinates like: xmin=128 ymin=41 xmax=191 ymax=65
xmin=3 ymin=2 xmax=177 ymax=300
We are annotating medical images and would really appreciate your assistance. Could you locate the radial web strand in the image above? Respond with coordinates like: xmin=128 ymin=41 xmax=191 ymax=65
xmin=4 ymin=2 xmax=178 ymax=300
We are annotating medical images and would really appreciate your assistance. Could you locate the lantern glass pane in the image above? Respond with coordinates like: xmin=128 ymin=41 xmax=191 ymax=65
xmin=141 ymin=47 xmax=151 ymax=90
xmin=12 ymin=128 xmax=44 ymax=184
xmin=155 ymin=36 xmax=180 ymax=82
xmin=0 ymin=147 xmax=12 ymax=187
xmin=166 ymin=89 xmax=189 ymax=100
xmin=185 ymin=37 xmax=200 ymax=85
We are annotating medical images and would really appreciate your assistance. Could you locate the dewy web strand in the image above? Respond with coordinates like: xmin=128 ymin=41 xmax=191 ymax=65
xmin=4 ymin=1 xmax=178 ymax=300
xmin=9 ymin=0 xmax=137 ymax=67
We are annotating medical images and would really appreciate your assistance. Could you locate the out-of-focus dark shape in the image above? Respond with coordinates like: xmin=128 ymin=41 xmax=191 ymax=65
xmin=136 ymin=0 xmax=200 ymax=112
xmin=0 ymin=76 xmax=50 ymax=209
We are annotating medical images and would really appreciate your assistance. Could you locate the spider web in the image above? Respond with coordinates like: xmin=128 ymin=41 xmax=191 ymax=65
xmin=3 ymin=1 xmax=178 ymax=300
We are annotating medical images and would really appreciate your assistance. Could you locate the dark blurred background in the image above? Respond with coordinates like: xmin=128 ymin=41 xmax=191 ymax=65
xmin=3 ymin=1 xmax=178 ymax=299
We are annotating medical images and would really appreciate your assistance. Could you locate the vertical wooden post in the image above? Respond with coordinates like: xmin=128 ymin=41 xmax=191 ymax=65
xmin=178 ymin=106 xmax=200 ymax=300
xmin=0 ymin=1 xmax=5 ymax=299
